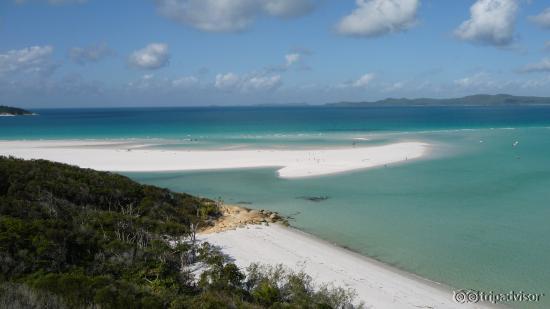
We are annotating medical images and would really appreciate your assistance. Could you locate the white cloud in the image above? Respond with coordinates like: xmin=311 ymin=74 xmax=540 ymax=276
xmin=335 ymin=73 xmax=376 ymax=89
xmin=265 ymin=50 xmax=312 ymax=73
xmin=520 ymin=77 xmax=550 ymax=89
xmin=336 ymin=0 xmax=420 ymax=37
xmin=127 ymin=74 xmax=200 ymax=91
xmin=242 ymin=75 xmax=282 ymax=91
xmin=285 ymin=53 xmax=301 ymax=67
xmin=172 ymin=76 xmax=199 ymax=88
xmin=449 ymin=72 xmax=550 ymax=96
xmin=215 ymin=73 xmax=241 ymax=90
xmin=452 ymin=72 xmax=522 ymax=92
xmin=454 ymin=72 xmax=493 ymax=88
xmin=128 ymin=43 xmax=169 ymax=70
xmin=529 ymin=8 xmax=550 ymax=29
xmin=352 ymin=73 xmax=376 ymax=88
xmin=280 ymin=49 xmax=312 ymax=71
xmin=155 ymin=0 xmax=316 ymax=33
xmin=0 ymin=46 xmax=107 ymax=101
xmin=454 ymin=0 xmax=518 ymax=46
xmin=521 ymin=58 xmax=550 ymax=73
xmin=0 ymin=45 xmax=56 ymax=77
xmin=215 ymin=72 xmax=281 ymax=92
xmin=69 ymin=43 xmax=112 ymax=65
xmin=383 ymin=81 xmax=405 ymax=92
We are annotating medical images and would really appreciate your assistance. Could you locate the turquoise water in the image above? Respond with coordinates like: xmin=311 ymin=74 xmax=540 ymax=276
xmin=2 ymin=106 xmax=550 ymax=307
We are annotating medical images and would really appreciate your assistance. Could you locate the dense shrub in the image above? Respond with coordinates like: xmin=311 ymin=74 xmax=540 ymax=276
xmin=0 ymin=157 xmax=360 ymax=308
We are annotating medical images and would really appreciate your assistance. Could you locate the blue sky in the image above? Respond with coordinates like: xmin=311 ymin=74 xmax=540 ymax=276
xmin=1 ymin=0 xmax=550 ymax=107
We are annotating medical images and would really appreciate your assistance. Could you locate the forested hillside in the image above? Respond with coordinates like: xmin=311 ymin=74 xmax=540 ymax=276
xmin=0 ymin=106 xmax=33 ymax=115
xmin=0 ymin=157 xmax=357 ymax=308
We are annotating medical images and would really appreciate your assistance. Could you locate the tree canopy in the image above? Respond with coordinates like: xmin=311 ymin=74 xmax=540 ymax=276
xmin=0 ymin=106 xmax=33 ymax=115
xmin=0 ymin=156 xmax=359 ymax=308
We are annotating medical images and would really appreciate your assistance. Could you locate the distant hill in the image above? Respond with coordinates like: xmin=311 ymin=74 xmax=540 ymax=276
xmin=255 ymin=102 xmax=310 ymax=107
xmin=326 ymin=94 xmax=550 ymax=107
xmin=0 ymin=105 xmax=33 ymax=116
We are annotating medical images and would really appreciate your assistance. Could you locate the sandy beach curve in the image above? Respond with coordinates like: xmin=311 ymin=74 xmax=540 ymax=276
xmin=200 ymin=223 xmax=489 ymax=308
xmin=0 ymin=140 xmax=428 ymax=178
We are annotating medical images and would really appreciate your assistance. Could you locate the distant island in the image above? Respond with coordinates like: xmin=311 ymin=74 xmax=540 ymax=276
xmin=0 ymin=105 xmax=34 ymax=116
xmin=326 ymin=94 xmax=550 ymax=107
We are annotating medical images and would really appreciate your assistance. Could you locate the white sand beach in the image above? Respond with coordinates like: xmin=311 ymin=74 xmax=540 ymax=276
xmin=200 ymin=224 xmax=489 ymax=309
xmin=0 ymin=140 xmax=428 ymax=178
xmin=0 ymin=140 xmax=493 ymax=307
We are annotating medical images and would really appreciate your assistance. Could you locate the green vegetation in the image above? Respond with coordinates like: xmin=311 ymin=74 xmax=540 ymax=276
xmin=0 ymin=105 xmax=33 ymax=115
xmin=327 ymin=94 xmax=550 ymax=107
xmin=0 ymin=156 xmax=359 ymax=308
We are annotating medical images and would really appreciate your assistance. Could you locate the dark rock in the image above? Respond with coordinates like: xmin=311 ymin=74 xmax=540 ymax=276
xmin=296 ymin=196 xmax=330 ymax=202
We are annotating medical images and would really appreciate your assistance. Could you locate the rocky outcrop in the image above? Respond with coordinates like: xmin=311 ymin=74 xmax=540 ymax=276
xmin=200 ymin=205 xmax=288 ymax=234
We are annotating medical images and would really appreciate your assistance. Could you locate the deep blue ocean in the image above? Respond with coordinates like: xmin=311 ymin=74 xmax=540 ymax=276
xmin=2 ymin=106 xmax=550 ymax=140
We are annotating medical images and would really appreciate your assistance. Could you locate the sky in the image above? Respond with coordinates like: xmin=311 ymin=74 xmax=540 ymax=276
xmin=1 ymin=0 xmax=550 ymax=108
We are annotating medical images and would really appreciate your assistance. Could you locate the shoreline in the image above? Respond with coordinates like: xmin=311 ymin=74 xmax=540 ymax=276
xmin=0 ymin=139 xmax=492 ymax=307
xmin=0 ymin=140 xmax=429 ymax=179
xmin=199 ymin=213 xmax=491 ymax=308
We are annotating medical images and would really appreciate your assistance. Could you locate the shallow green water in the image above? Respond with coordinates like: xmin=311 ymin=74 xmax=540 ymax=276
xmin=127 ymin=128 xmax=550 ymax=308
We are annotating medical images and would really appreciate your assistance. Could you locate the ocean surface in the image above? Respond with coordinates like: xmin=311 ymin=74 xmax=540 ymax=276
xmin=2 ymin=106 xmax=550 ymax=308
